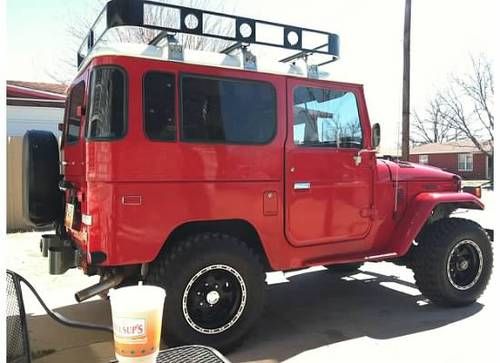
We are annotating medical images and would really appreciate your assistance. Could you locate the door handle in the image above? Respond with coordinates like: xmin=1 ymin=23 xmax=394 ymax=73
xmin=353 ymin=149 xmax=377 ymax=166
xmin=294 ymin=182 xmax=311 ymax=190
xmin=61 ymin=161 xmax=75 ymax=166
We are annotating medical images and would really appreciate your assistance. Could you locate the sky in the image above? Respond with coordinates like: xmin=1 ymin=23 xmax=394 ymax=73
xmin=6 ymin=0 xmax=498 ymax=153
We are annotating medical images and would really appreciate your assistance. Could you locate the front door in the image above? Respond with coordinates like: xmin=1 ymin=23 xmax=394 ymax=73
xmin=285 ymin=78 xmax=374 ymax=247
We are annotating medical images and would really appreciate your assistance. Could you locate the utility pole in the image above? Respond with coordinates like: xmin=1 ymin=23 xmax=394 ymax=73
xmin=402 ymin=0 xmax=411 ymax=160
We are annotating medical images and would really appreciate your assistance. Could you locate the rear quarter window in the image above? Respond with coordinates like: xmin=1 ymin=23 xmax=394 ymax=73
xmin=143 ymin=72 xmax=176 ymax=141
xmin=181 ymin=75 xmax=276 ymax=144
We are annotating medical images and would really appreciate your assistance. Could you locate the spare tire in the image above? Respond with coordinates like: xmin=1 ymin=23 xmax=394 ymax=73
xmin=22 ymin=130 xmax=63 ymax=227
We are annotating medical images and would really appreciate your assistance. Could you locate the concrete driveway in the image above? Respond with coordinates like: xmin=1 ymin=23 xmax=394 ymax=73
xmin=6 ymin=191 xmax=498 ymax=362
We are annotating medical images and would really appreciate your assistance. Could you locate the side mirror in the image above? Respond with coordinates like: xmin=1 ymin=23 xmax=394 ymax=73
xmin=76 ymin=105 xmax=85 ymax=118
xmin=58 ymin=123 xmax=64 ymax=132
xmin=372 ymin=123 xmax=381 ymax=149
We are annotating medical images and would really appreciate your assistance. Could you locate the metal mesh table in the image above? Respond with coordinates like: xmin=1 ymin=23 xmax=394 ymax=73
xmin=6 ymin=271 xmax=31 ymax=363
xmin=156 ymin=345 xmax=231 ymax=363
xmin=109 ymin=345 xmax=231 ymax=363
xmin=7 ymin=271 xmax=230 ymax=363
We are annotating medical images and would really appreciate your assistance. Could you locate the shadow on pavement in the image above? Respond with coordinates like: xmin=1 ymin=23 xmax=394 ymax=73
xmin=229 ymin=268 xmax=483 ymax=363
xmin=26 ymin=268 xmax=483 ymax=363
xmin=27 ymin=299 xmax=114 ymax=361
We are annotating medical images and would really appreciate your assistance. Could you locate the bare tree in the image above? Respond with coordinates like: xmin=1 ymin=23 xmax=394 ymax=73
xmin=437 ymin=55 xmax=494 ymax=158
xmin=411 ymin=99 xmax=457 ymax=145
xmin=47 ymin=0 xmax=233 ymax=83
xmin=413 ymin=54 xmax=494 ymax=180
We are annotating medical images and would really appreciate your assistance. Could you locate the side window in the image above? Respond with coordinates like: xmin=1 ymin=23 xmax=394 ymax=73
xmin=144 ymin=72 xmax=176 ymax=141
xmin=65 ymin=82 xmax=85 ymax=143
xmin=181 ymin=76 xmax=276 ymax=144
xmin=419 ymin=154 xmax=429 ymax=165
xmin=87 ymin=67 xmax=126 ymax=140
xmin=293 ymin=86 xmax=362 ymax=148
xmin=458 ymin=153 xmax=473 ymax=171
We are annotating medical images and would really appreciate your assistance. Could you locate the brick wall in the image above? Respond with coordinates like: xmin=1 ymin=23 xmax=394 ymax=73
xmin=409 ymin=153 xmax=487 ymax=179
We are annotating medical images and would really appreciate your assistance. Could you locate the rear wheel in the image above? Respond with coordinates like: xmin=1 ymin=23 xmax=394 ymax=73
xmin=325 ymin=262 xmax=364 ymax=273
xmin=147 ymin=233 xmax=265 ymax=352
xmin=411 ymin=218 xmax=493 ymax=307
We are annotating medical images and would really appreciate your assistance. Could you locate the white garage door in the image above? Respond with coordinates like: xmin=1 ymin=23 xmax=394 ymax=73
xmin=7 ymin=105 xmax=64 ymax=137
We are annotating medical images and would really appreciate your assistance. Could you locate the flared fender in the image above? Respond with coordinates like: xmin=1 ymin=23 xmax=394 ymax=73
xmin=390 ymin=192 xmax=484 ymax=256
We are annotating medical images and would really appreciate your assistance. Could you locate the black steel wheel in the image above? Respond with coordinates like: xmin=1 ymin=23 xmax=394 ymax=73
xmin=447 ymin=240 xmax=483 ymax=290
xmin=183 ymin=264 xmax=246 ymax=334
xmin=411 ymin=218 xmax=493 ymax=307
xmin=148 ymin=233 xmax=265 ymax=352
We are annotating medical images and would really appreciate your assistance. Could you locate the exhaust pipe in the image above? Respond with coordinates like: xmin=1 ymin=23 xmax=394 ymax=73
xmin=75 ymin=274 xmax=124 ymax=303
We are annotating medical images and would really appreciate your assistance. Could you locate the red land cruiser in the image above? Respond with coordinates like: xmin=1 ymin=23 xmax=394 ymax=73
xmin=22 ymin=0 xmax=493 ymax=351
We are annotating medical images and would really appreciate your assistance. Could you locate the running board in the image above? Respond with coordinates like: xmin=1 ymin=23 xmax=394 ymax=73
xmin=305 ymin=251 xmax=399 ymax=267
xmin=364 ymin=252 xmax=398 ymax=261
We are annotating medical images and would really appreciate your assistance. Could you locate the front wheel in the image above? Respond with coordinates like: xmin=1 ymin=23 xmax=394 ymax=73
xmin=147 ymin=233 xmax=265 ymax=352
xmin=411 ymin=218 xmax=493 ymax=307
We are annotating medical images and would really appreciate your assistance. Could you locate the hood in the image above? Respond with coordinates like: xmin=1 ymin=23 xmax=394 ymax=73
xmin=380 ymin=160 xmax=457 ymax=182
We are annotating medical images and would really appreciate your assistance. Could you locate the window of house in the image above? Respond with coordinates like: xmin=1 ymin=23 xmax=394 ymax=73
xmin=458 ymin=153 xmax=473 ymax=171
xmin=293 ymin=86 xmax=362 ymax=148
xmin=181 ymin=76 xmax=276 ymax=144
xmin=419 ymin=154 xmax=429 ymax=164
xmin=87 ymin=67 xmax=126 ymax=140
xmin=144 ymin=72 xmax=176 ymax=141
xmin=65 ymin=81 xmax=85 ymax=143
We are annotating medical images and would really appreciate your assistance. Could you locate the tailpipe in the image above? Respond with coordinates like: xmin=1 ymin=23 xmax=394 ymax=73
xmin=75 ymin=274 xmax=124 ymax=303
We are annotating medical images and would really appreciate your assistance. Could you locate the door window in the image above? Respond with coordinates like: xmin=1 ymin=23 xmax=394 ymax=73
xmin=293 ymin=86 xmax=362 ymax=148
xmin=65 ymin=81 xmax=85 ymax=144
xmin=144 ymin=72 xmax=176 ymax=141
xmin=87 ymin=67 xmax=127 ymax=140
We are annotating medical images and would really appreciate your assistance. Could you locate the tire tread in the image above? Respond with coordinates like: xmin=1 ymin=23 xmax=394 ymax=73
xmin=412 ymin=218 xmax=493 ymax=307
xmin=147 ymin=232 xmax=265 ymax=351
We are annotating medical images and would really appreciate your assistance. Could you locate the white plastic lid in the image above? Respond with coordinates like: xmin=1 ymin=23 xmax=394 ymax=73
xmin=109 ymin=285 xmax=166 ymax=312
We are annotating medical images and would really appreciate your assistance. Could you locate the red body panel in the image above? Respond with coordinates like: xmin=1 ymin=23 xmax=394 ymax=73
xmin=62 ymin=55 xmax=482 ymax=272
xmin=387 ymin=192 xmax=483 ymax=256
xmin=284 ymin=77 xmax=374 ymax=247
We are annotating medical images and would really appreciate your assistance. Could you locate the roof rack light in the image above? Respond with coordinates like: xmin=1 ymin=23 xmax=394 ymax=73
xmin=77 ymin=0 xmax=340 ymax=70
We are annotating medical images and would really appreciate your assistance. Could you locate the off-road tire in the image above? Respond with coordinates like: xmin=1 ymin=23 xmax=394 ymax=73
xmin=325 ymin=262 xmax=364 ymax=273
xmin=397 ymin=224 xmax=434 ymax=268
xmin=411 ymin=218 xmax=493 ymax=307
xmin=147 ymin=233 xmax=266 ymax=352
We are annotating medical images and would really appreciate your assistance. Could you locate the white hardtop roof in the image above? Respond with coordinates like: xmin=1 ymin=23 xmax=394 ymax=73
xmin=79 ymin=41 xmax=352 ymax=83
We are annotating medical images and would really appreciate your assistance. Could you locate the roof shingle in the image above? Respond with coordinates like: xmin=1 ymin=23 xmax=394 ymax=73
xmin=7 ymin=80 xmax=68 ymax=95
xmin=411 ymin=140 xmax=492 ymax=155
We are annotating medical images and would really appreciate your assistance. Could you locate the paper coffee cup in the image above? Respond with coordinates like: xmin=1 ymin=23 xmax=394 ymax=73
xmin=109 ymin=285 xmax=166 ymax=363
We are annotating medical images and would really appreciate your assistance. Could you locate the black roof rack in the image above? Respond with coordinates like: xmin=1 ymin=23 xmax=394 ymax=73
xmin=77 ymin=0 xmax=340 ymax=69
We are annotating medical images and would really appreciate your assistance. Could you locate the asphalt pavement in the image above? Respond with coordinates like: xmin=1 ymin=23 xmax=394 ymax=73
xmin=6 ymin=190 xmax=498 ymax=363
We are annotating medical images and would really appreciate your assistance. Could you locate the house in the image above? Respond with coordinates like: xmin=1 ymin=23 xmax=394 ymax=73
xmin=6 ymin=80 xmax=67 ymax=136
xmin=410 ymin=141 xmax=492 ymax=180
xmin=6 ymin=81 xmax=67 ymax=231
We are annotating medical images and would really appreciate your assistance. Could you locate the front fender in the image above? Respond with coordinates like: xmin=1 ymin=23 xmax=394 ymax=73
xmin=390 ymin=192 xmax=484 ymax=256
